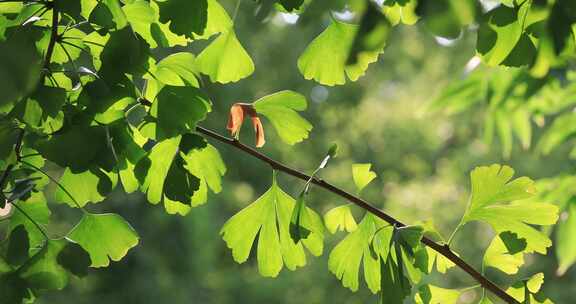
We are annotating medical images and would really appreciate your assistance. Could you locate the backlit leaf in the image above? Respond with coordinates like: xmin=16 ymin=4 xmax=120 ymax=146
xmin=298 ymin=19 xmax=382 ymax=86
xmin=68 ymin=213 xmax=139 ymax=267
xmin=462 ymin=164 xmax=559 ymax=254
xmin=195 ymin=30 xmax=255 ymax=84
xmin=352 ymin=163 xmax=377 ymax=193
xmin=252 ymin=90 xmax=312 ymax=145
xmin=324 ymin=205 xmax=358 ymax=233
xmin=221 ymin=174 xmax=324 ymax=277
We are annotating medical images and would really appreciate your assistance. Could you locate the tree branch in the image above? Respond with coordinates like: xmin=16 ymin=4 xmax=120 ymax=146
xmin=195 ymin=125 xmax=520 ymax=304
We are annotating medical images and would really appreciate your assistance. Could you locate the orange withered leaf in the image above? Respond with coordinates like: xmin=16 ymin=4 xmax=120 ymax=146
xmin=226 ymin=103 xmax=266 ymax=147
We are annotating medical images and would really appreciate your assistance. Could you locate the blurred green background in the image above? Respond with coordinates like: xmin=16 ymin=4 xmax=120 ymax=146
xmin=35 ymin=1 xmax=575 ymax=303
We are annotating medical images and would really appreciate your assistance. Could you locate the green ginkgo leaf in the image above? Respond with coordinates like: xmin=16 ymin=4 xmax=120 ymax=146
xmin=193 ymin=0 xmax=232 ymax=40
xmin=476 ymin=2 xmax=535 ymax=67
xmin=134 ymin=136 xmax=202 ymax=207
xmin=157 ymin=0 xmax=207 ymax=38
xmin=68 ymin=213 xmax=139 ymax=267
xmin=462 ymin=164 xmax=559 ymax=254
xmin=289 ymin=192 xmax=312 ymax=243
xmin=298 ymin=19 xmax=383 ymax=86
xmin=20 ymin=239 xmax=69 ymax=291
xmin=424 ymin=247 xmax=455 ymax=274
xmin=54 ymin=168 xmax=117 ymax=208
xmin=220 ymin=173 xmax=324 ymax=277
xmin=145 ymin=86 xmax=211 ymax=140
xmin=123 ymin=0 xmax=188 ymax=48
xmin=328 ymin=214 xmax=386 ymax=293
xmin=195 ymin=29 xmax=254 ymax=84
xmin=8 ymin=192 xmax=51 ymax=249
xmin=352 ymin=163 xmax=377 ymax=193
xmin=383 ymin=0 xmax=419 ymax=25
xmin=253 ymin=90 xmax=312 ymax=145
xmin=151 ymin=52 xmax=199 ymax=87
xmin=6 ymin=225 xmax=29 ymax=266
xmin=414 ymin=284 xmax=461 ymax=304
xmin=483 ymin=233 xmax=525 ymax=275
xmin=324 ymin=205 xmax=358 ymax=233
xmin=165 ymin=143 xmax=227 ymax=216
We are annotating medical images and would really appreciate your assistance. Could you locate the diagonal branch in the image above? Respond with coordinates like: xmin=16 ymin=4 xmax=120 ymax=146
xmin=195 ymin=125 xmax=520 ymax=304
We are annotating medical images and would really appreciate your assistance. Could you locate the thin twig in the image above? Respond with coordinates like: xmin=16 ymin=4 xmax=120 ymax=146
xmin=194 ymin=125 xmax=520 ymax=304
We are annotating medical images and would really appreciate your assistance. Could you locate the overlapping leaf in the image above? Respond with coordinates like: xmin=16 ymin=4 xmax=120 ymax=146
xmin=462 ymin=164 xmax=559 ymax=254
xmin=68 ymin=213 xmax=139 ymax=267
xmin=221 ymin=174 xmax=324 ymax=277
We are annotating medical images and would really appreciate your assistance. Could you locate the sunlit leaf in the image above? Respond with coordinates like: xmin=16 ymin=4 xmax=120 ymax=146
xmin=221 ymin=174 xmax=324 ymax=277
xmin=195 ymin=29 xmax=255 ymax=84
xmin=414 ymin=284 xmax=461 ymax=304
xmin=483 ymin=232 xmax=525 ymax=274
xmin=462 ymin=164 xmax=559 ymax=254
xmin=253 ymin=90 xmax=312 ymax=145
xmin=324 ymin=205 xmax=358 ymax=233
xmin=298 ymin=19 xmax=382 ymax=86
xmin=135 ymin=136 xmax=202 ymax=207
xmin=193 ymin=0 xmax=233 ymax=40
xmin=68 ymin=213 xmax=139 ymax=267
xmin=53 ymin=167 xmax=117 ymax=208
xmin=328 ymin=214 xmax=386 ymax=293
xmin=383 ymin=0 xmax=418 ymax=25
xmin=352 ymin=163 xmax=377 ymax=193
xmin=9 ymin=192 xmax=50 ymax=249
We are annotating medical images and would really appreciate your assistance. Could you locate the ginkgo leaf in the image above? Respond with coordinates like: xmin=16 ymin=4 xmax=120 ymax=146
xmin=68 ymin=213 xmax=139 ymax=267
xmin=165 ymin=143 xmax=227 ymax=216
xmin=476 ymin=2 xmax=535 ymax=67
xmin=157 ymin=0 xmax=207 ymax=38
xmin=123 ymin=0 xmax=187 ymax=47
xmin=462 ymin=164 xmax=559 ymax=254
xmin=383 ymin=0 xmax=418 ymax=25
xmin=290 ymin=192 xmax=313 ymax=243
xmin=152 ymin=52 xmax=200 ymax=87
xmin=252 ymin=90 xmax=312 ymax=145
xmin=195 ymin=29 xmax=254 ymax=84
xmin=6 ymin=225 xmax=29 ymax=266
xmin=424 ymin=247 xmax=455 ymax=274
xmin=328 ymin=214 xmax=386 ymax=293
xmin=380 ymin=247 xmax=411 ymax=304
xmin=506 ymin=272 xmax=548 ymax=303
xmin=134 ymin=136 xmax=202 ymax=207
xmin=20 ymin=239 xmax=69 ymax=290
xmin=220 ymin=173 xmax=324 ymax=277
xmin=298 ymin=19 xmax=383 ymax=86
xmin=483 ymin=233 xmax=525 ymax=275
xmin=324 ymin=205 xmax=358 ymax=233
xmin=143 ymin=86 xmax=211 ymax=140
xmin=352 ymin=163 xmax=377 ymax=193
xmin=53 ymin=167 xmax=117 ymax=208
xmin=9 ymin=193 xmax=51 ymax=249
xmin=193 ymin=0 xmax=233 ymax=40
xmin=415 ymin=285 xmax=461 ymax=304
